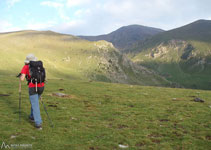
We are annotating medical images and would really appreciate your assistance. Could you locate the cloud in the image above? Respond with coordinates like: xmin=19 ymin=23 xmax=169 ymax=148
xmin=3 ymin=0 xmax=211 ymax=35
xmin=66 ymin=0 xmax=91 ymax=7
xmin=51 ymin=0 xmax=177 ymax=35
xmin=0 ymin=20 xmax=21 ymax=32
xmin=50 ymin=20 xmax=87 ymax=35
xmin=37 ymin=0 xmax=211 ymax=35
xmin=74 ymin=0 xmax=211 ymax=34
xmin=40 ymin=1 xmax=64 ymax=8
xmin=74 ymin=9 xmax=91 ymax=17
xmin=0 ymin=19 xmax=56 ymax=33
xmin=25 ymin=21 xmax=57 ymax=30
xmin=58 ymin=9 xmax=70 ymax=21
xmin=6 ymin=0 xmax=21 ymax=8
xmin=40 ymin=1 xmax=70 ymax=21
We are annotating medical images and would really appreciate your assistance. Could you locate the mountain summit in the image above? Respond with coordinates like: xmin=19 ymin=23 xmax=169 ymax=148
xmin=166 ymin=19 xmax=211 ymax=42
xmin=79 ymin=25 xmax=164 ymax=51
xmin=134 ymin=19 xmax=211 ymax=51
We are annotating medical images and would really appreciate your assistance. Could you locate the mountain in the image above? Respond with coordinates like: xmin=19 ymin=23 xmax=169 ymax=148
xmin=131 ymin=20 xmax=211 ymax=89
xmin=0 ymin=30 xmax=169 ymax=86
xmin=79 ymin=25 xmax=164 ymax=52
xmin=131 ymin=19 xmax=211 ymax=52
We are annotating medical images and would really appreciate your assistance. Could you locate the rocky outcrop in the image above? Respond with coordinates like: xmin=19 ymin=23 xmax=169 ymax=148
xmin=86 ymin=41 xmax=169 ymax=85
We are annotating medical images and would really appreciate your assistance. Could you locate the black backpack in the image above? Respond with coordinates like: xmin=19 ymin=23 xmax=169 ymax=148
xmin=28 ymin=61 xmax=46 ymax=84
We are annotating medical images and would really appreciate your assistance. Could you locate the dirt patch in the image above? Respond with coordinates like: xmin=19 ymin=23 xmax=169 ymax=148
xmin=117 ymin=124 xmax=129 ymax=129
xmin=104 ymin=95 xmax=112 ymax=98
xmin=89 ymin=147 xmax=99 ymax=150
xmin=51 ymin=93 xmax=77 ymax=99
xmin=48 ymin=104 xmax=57 ymax=107
xmin=135 ymin=142 xmax=145 ymax=147
xmin=189 ymin=96 xmax=196 ymax=98
xmin=106 ymin=123 xmax=113 ymax=128
xmin=151 ymin=139 xmax=161 ymax=144
xmin=173 ymin=123 xmax=184 ymax=129
xmin=206 ymin=135 xmax=211 ymax=140
xmin=0 ymin=94 xmax=10 ymax=96
xmin=104 ymin=95 xmax=112 ymax=100
xmin=89 ymin=147 xmax=94 ymax=150
xmin=108 ymin=118 xmax=115 ymax=121
xmin=46 ymin=102 xmax=59 ymax=104
xmin=148 ymin=134 xmax=161 ymax=138
xmin=52 ymin=93 xmax=68 ymax=97
xmin=83 ymin=100 xmax=89 ymax=104
xmin=160 ymin=119 xmax=169 ymax=122
xmin=172 ymin=131 xmax=182 ymax=137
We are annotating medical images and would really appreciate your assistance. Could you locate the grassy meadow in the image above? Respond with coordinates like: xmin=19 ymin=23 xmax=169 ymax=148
xmin=0 ymin=75 xmax=211 ymax=150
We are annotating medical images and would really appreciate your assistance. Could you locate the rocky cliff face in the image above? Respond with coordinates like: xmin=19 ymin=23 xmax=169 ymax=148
xmin=132 ymin=39 xmax=211 ymax=89
xmin=88 ymin=41 xmax=169 ymax=86
xmin=143 ymin=40 xmax=211 ymax=73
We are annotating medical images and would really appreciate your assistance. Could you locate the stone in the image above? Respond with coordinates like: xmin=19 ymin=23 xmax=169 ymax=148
xmin=52 ymin=93 xmax=67 ymax=97
xmin=118 ymin=144 xmax=129 ymax=149
xmin=194 ymin=97 xmax=205 ymax=103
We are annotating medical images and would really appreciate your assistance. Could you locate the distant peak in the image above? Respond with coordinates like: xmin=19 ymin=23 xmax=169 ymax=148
xmin=193 ymin=19 xmax=211 ymax=24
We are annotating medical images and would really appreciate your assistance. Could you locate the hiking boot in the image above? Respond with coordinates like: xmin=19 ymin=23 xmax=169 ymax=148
xmin=29 ymin=116 xmax=34 ymax=122
xmin=35 ymin=124 xmax=42 ymax=130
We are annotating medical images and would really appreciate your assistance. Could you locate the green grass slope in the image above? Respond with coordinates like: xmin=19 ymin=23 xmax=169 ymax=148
xmin=0 ymin=75 xmax=211 ymax=149
xmin=0 ymin=30 xmax=168 ymax=86
xmin=131 ymin=20 xmax=211 ymax=90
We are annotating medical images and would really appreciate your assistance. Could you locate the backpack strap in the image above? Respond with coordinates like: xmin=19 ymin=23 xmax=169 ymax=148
xmin=35 ymin=79 xmax=38 ymax=92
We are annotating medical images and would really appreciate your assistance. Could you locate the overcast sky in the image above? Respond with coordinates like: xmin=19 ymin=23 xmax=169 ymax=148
xmin=0 ymin=0 xmax=210 ymax=35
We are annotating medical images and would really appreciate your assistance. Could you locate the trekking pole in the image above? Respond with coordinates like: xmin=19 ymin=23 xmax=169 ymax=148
xmin=40 ymin=96 xmax=54 ymax=128
xmin=19 ymin=79 xmax=21 ymax=123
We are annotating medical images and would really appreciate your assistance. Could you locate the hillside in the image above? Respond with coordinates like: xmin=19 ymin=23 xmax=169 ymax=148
xmin=0 ymin=30 xmax=169 ymax=86
xmin=131 ymin=20 xmax=211 ymax=90
xmin=0 ymin=24 xmax=210 ymax=150
xmin=1 ymin=75 xmax=211 ymax=149
xmin=79 ymin=25 xmax=164 ymax=52
xmin=131 ymin=19 xmax=211 ymax=53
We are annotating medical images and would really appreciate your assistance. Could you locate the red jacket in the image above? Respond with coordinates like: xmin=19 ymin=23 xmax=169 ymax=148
xmin=21 ymin=65 xmax=44 ymax=88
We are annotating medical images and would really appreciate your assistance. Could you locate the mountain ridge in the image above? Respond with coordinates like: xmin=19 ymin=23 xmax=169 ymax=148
xmin=1 ymin=19 xmax=210 ymax=89
xmin=131 ymin=19 xmax=211 ymax=53
xmin=131 ymin=19 xmax=211 ymax=89
xmin=0 ymin=30 xmax=169 ymax=87
xmin=79 ymin=24 xmax=164 ymax=51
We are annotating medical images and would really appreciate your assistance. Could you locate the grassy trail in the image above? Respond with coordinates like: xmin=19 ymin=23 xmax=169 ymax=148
xmin=0 ymin=75 xmax=211 ymax=150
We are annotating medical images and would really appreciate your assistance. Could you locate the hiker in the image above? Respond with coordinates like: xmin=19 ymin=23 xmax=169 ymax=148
xmin=19 ymin=54 xmax=45 ymax=130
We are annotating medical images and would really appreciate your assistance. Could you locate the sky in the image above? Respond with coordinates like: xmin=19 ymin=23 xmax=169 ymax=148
xmin=0 ymin=0 xmax=211 ymax=35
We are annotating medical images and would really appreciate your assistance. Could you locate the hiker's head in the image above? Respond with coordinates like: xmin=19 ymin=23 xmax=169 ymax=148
xmin=24 ymin=54 xmax=37 ymax=64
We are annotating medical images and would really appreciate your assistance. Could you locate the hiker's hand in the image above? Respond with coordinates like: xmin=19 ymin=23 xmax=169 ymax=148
xmin=16 ymin=73 xmax=21 ymax=78
xmin=20 ymin=74 xmax=26 ymax=81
